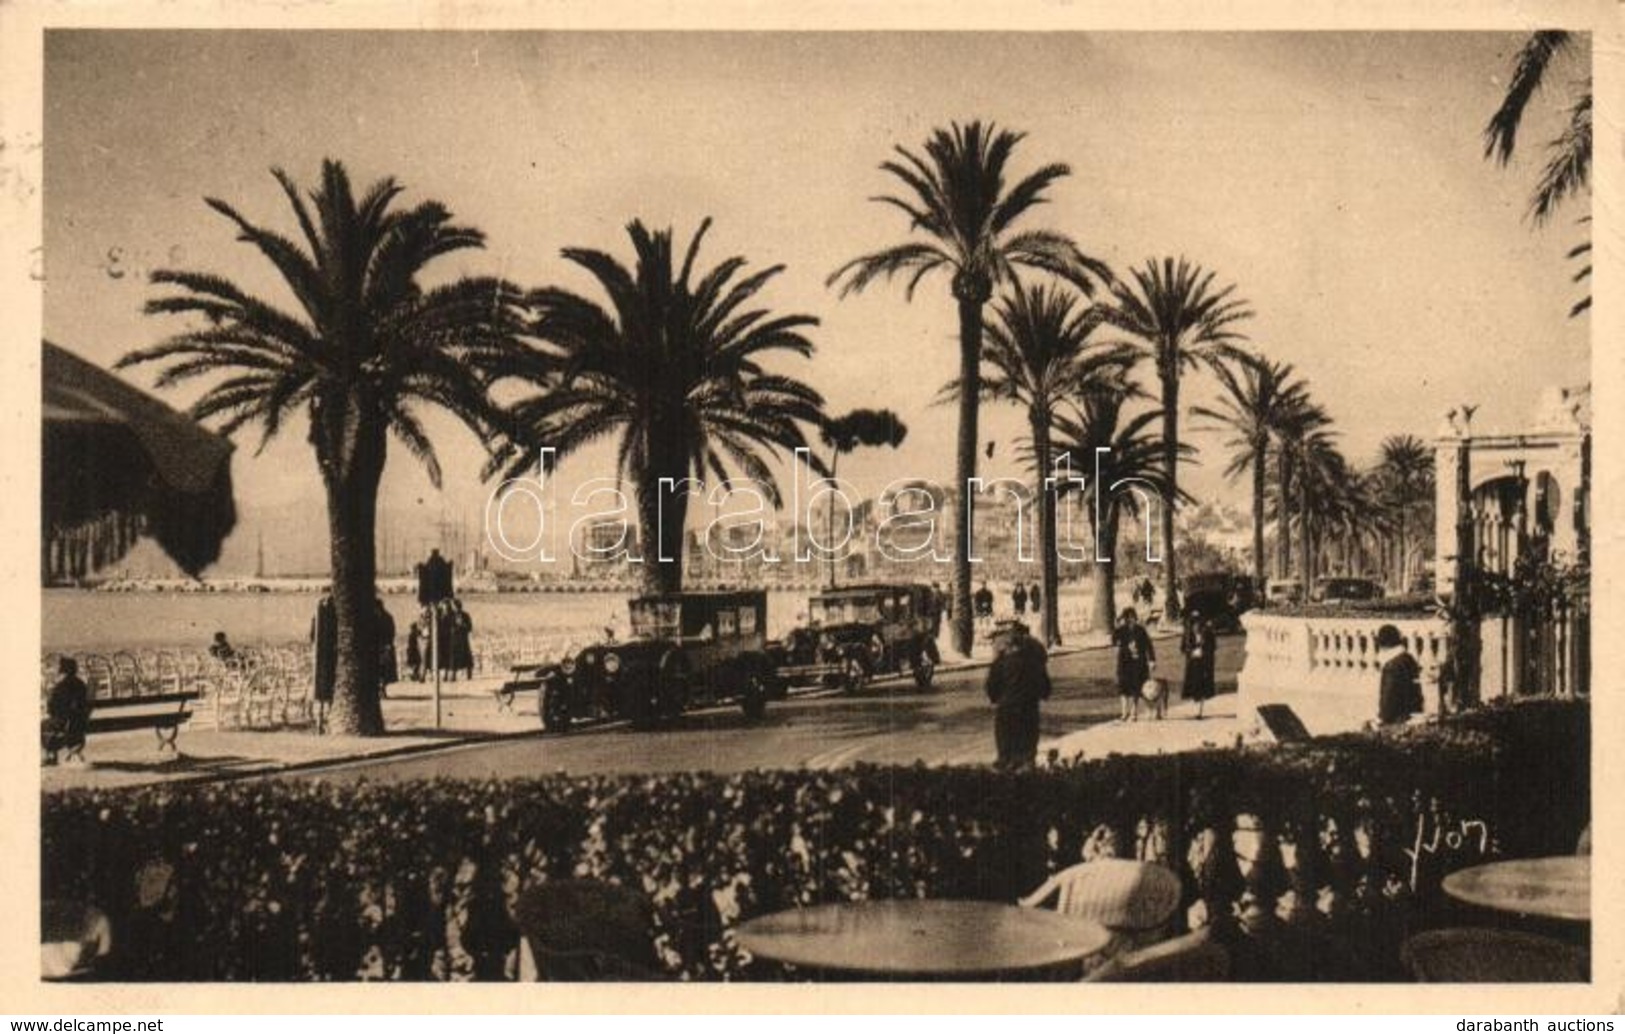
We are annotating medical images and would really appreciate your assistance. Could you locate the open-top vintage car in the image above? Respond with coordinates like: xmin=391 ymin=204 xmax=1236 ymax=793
xmin=770 ymin=582 xmax=942 ymax=692
xmin=510 ymin=590 xmax=780 ymax=733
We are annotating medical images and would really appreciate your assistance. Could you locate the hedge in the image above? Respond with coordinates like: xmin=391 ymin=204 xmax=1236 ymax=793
xmin=42 ymin=699 xmax=1587 ymax=982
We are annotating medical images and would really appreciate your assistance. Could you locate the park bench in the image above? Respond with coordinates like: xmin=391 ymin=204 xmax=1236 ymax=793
xmin=494 ymin=664 xmax=549 ymax=714
xmin=62 ymin=691 xmax=200 ymax=762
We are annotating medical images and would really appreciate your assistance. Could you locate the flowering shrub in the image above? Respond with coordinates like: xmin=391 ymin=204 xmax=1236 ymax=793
xmin=42 ymin=699 xmax=1586 ymax=982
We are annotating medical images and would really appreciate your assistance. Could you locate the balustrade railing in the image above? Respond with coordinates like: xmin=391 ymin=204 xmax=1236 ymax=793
xmin=1238 ymin=611 xmax=1452 ymax=734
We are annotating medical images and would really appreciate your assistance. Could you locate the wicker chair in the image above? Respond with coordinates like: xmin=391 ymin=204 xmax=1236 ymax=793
xmin=1401 ymin=928 xmax=1587 ymax=982
xmin=513 ymin=880 xmax=664 ymax=981
xmin=1083 ymin=926 xmax=1231 ymax=983
xmin=1021 ymin=858 xmax=1184 ymax=969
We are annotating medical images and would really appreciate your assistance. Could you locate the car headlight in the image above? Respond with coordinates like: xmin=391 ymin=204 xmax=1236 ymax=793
xmin=603 ymin=653 xmax=621 ymax=675
xmin=561 ymin=656 xmax=576 ymax=675
xmin=819 ymin=634 xmax=835 ymax=653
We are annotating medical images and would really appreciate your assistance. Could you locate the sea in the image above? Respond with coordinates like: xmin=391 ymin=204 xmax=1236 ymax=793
xmin=42 ymin=586 xmax=1099 ymax=655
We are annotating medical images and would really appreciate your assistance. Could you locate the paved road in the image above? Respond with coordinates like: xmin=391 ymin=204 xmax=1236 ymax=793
xmin=302 ymin=634 xmax=1245 ymax=783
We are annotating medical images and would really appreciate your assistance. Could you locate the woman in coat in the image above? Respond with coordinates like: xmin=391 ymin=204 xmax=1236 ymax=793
xmin=311 ymin=590 xmax=337 ymax=726
xmin=1181 ymin=609 xmax=1218 ymax=718
xmin=1111 ymin=608 xmax=1155 ymax=722
xmin=374 ymin=598 xmax=398 ymax=698
xmin=405 ymin=618 xmax=424 ymax=682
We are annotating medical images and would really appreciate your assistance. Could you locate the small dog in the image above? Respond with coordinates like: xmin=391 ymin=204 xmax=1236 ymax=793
xmin=1141 ymin=677 xmax=1169 ymax=720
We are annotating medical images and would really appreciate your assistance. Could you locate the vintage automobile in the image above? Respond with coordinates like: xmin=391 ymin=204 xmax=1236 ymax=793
xmin=508 ymin=590 xmax=780 ymax=733
xmin=1312 ymin=577 xmax=1385 ymax=605
xmin=770 ymin=582 xmax=942 ymax=692
xmin=1180 ymin=571 xmax=1256 ymax=631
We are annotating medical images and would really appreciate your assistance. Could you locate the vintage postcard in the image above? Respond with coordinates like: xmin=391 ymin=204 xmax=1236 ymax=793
xmin=1 ymin=0 xmax=1618 ymax=1015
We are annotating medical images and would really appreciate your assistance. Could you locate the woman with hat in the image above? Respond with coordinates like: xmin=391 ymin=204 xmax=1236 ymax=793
xmin=1112 ymin=608 xmax=1155 ymax=722
xmin=1375 ymin=624 xmax=1423 ymax=725
xmin=1181 ymin=608 xmax=1218 ymax=719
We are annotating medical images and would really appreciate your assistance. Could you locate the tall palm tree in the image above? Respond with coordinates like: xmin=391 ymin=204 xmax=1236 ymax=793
xmin=942 ymin=280 xmax=1135 ymax=646
xmin=488 ymin=219 xmax=827 ymax=594
xmin=1376 ymin=434 xmax=1435 ymax=591
xmin=120 ymin=160 xmax=528 ymax=735
xmin=1190 ymin=356 xmax=1311 ymax=596
xmin=1106 ymin=257 xmax=1252 ymax=618
xmin=1286 ymin=424 xmax=1342 ymax=589
xmin=1053 ymin=387 xmax=1191 ymax=634
xmin=821 ymin=408 xmax=908 ymax=587
xmin=1269 ymin=399 xmax=1333 ymax=592
xmin=828 ymin=120 xmax=1113 ymax=655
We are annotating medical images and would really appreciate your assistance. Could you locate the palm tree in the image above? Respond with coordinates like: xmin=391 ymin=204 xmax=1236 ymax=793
xmin=1485 ymin=32 xmax=1592 ymax=319
xmin=1376 ymin=434 xmax=1435 ymax=591
xmin=829 ymin=120 xmax=1113 ymax=655
xmin=1106 ymin=257 xmax=1252 ymax=618
xmin=488 ymin=219 xmax=827 ymax=595
xmin=1190 ymin=356 xmax=1311 ymax=596
xmin=821 ymin=408 xmax=908 ymax=587
xmin=1286 ymin=423 xmax=1342 ymax=590
xmin=1485 ymin=31 xmax=1591 ymax=224
xmin=120 ymin=160 xmax=528 ymax=735
xmin=1269 ymin=398 xmax=1333 ymax=592
xmin=1053 ymin=387 xmax=1191 ymax=634
xmin=943 ymin=280 xmax=1135 ymax=646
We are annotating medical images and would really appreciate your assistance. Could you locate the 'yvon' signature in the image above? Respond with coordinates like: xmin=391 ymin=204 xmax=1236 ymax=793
xmin=1404 ymin=812 xmax=1490 ymax=891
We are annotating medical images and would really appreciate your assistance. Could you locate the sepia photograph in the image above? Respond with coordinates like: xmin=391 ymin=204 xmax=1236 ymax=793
xmin=6 ymin=4 xmax=1612 ymax=1010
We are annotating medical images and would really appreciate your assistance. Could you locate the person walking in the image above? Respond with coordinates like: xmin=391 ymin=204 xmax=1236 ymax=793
xmin=42 ymin=657 xmax=91 ymax=765
xmin=452 ymin=598 xmax=475 ymax=680
xmin=434 ymin=600 xmax=455 ymax=682
xmin=984 ymin=620 xmax=1052 ymax=770
xmin=1181 ymin=608 xmax=1218 ymax=719
xmin=1111 ymin=607 xmax=1155 ymax=722
xmin=1011 ymin=581 xmax=1028 ymax=618
xmin=406 ymin=617 xmax=424 ymax=683
xmin=375 ymin=598 xmax=398 ymax=700
xmin=973 ymin=581 xmax=995 ymax=638
xmin=310 ymin=590 xmax=337 ymax=731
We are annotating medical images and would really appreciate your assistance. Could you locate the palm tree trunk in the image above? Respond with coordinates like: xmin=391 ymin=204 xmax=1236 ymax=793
xmin=1251 ymin=440 xmax=1267 ymax=595
xmin=1032 ymin=411 xmax=1060 ymax=646
xmin=1395 ymin=511 xmax=1408 ymax=593
xmin=322 ymin=416 xmax=386 ymax=737
xmin=1297 ymin=461 xmax=1312 ymax=591
xmin=1089 ymin=508 xmax=1121 ymax=635
xmin=1160 ymin=363 xmax=1180 ymax=620
xmin=1276 ymin=450 xmax=1293 ymax=582
xmin=827 ymin=450 xmax=841 ymax=588
xmin=951 ymin=294 xmax=982 ymax=657
xmin=637 ymin=473 xmax=688 ymax=595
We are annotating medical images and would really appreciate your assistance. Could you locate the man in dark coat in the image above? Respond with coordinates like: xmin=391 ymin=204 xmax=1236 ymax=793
xmin=985 ymin=620 xmax=1052 ymax=769
xmin=311 ymin=590 xmax=337 ymax=725
xmin=42 ymin=657 xmax=91 ymax=765
xmin=1376 ymin=624 xmax=1423 ymax=725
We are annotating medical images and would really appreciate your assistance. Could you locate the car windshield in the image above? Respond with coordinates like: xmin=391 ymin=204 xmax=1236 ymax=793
xmin=630 ymin=600 xmax=680 ymax=638
xmin=812 ymin=597 xmax=882 ymax=625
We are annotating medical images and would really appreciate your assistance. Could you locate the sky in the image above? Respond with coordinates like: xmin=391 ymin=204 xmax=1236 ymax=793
xmin=40 ymin=30 xmax=1591 ymax=574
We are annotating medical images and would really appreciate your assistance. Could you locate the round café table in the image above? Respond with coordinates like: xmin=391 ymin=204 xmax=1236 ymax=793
xmin=736 ymin=900 xmax=1112 ymax=979
xmin=1442 ymin=856 xmax=1590 ymax=923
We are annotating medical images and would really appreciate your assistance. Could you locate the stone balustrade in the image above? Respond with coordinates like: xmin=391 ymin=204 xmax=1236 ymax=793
xmin=1238 ymin=610 xmax=1451 ymax=735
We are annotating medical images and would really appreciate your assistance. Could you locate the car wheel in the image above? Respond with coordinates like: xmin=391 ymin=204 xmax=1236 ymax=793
xmin=541 ymin=679 xmax=571 ymax=734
